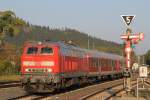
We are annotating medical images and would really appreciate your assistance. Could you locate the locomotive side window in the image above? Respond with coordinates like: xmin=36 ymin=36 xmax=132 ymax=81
xmin=41 ymin=47 xmax=53 ymax=54
xmin=27 ymin=47 xmax=38 ymax=54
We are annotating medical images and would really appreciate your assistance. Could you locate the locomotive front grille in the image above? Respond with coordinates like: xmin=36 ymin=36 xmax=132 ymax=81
xmin=25 ymin=68 xmax=52 ymax=73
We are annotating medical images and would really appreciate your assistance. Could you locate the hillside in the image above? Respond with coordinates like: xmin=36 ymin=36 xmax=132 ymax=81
xmin=4 ymin=26 xmax=123 ymax=54
xmin=0 ymin=10 xmax=123 ymax=54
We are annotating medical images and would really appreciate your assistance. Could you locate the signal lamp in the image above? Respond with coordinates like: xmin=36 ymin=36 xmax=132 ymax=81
xmin=139 ymin=32 xmax=144 ymax=41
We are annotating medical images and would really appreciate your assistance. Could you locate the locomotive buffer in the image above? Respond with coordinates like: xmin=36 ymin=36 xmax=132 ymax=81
xmin=120 ymin=15 xmax=144 ymax=94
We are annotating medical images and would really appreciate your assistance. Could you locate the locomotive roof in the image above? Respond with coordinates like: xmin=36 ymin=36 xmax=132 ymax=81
xmin=25 ymin=41 xmax=124 ymax=61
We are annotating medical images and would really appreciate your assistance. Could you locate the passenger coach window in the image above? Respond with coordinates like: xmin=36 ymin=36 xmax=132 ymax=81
xmin=41 ymin=47 xmax=53 ymax=54
xmin=27 ymin=47 xmax=38 ymax=54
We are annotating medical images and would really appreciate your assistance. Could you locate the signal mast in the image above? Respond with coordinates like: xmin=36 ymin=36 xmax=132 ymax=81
xmin=120 ymin=15 xmax=144 ymax=93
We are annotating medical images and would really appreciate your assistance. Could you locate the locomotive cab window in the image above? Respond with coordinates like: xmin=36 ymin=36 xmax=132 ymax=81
xmin=27 ymin=47 xmax=38 ymax=54
xmin=41 ymin=47 xmax=53 ymax=54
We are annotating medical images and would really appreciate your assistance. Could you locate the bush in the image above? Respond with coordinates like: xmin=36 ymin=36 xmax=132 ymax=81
xmin=0 ymin=60 xmax=18 ymax=75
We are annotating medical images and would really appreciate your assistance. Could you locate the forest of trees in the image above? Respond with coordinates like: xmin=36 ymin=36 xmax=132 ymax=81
xmin=0 ymin=10 xmax=124 ymax=75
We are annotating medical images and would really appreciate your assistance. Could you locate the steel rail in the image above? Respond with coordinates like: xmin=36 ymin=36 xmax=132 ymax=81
xmin=0 ymin=82 xmax=21 ymax=89
xmin=80 ymin=80 xmax=137 ymax=100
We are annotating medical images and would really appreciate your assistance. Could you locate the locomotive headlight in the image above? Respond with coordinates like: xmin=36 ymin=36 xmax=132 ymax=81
xmin=41 ymin=61 xmax=54 ymax=66
xmin=47 ymin=68 xmax=52 ymax=72
xmin=25 ymin=68 xmax=32 ymax=72
xmin=25 ymin=68 xmax=29 ymax=72
xmin=23 ymin=61 xmax=35 ymax=66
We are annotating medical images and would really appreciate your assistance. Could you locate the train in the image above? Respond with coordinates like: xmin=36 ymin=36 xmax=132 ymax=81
xmin=21 ymin=41 xmax=125 ymax=93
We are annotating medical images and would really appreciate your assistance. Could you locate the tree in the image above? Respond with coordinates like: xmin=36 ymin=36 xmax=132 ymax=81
xmin=145 ymin=50 xmax=150 ymax=66
xmin=0 ymin=10 xmax=26 ymax=44
xmin=0 ymin=11 xmax=15 ymax=33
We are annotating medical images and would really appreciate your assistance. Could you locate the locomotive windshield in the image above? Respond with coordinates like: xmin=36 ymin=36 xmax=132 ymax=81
xmin=41 ymin=47 xmax=53 ymax=54
xmin=27 ymin=47 xmax=38 ymax=54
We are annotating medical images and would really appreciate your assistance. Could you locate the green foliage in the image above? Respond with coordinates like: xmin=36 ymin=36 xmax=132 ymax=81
xmin=0 ymin=43 xmax=21 ymax=75
xmin=145 ymin=50 xmax=150 ymax=66
xmin=0 ymin=10 xmax=26 ymax=38
xmin=5 ymin=27 xmax=123 ymax=55
xmin=0 ymin=60 xmax=17 ymax=75
xmin=0 ymin=75 xmax=20 ymax=82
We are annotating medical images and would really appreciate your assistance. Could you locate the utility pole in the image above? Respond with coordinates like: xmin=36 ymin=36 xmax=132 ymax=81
xmin=143 ymin=55 xmax=145 ymax=64
xmin=87 ymin=34 xmax=90 ymax=49
xmin=92 ymin=35 xmax=95 ymax=50
xmin=121 ymin=15 xmax=144 ymax=94
xmin=138 ymin=56 xmax=140 ymax=65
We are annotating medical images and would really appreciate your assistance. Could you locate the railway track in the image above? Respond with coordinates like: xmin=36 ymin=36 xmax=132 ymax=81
xmin=38 ymin=79 xmax=125 ymax=100
xmin=7 ymin=79 xmax=122 ymax=100
xmin=80 ymin=82 xmax=125 ymax=100
xmin=144 ymin=80 xmax=150 ymax=88
xmin=5 ymin=78 xmax=141 ymax=100
xmin=79 ymin=80 xmax=138 ymax=100
xmin=99 ymin=81 xmax=138 ymax=100
xmin=0 ymin=81 xmax=21 ymax=89
xmin=8 ymin=94 xmax=47 ymax=100
xmin=86 ymin=79 xmax=148 ymax=100
xmin=0 ymin=81 xmax=19 ymax=84
xmin=37 ymin=79 xmax=140 ymax=100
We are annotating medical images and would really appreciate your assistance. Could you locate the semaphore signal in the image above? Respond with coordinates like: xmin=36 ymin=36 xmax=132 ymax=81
xmin=120 ymin=15 xmax=144 ymax=94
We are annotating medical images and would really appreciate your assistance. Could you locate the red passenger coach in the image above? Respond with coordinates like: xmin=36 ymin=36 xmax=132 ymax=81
xmin=21 ymin=41 xmax=124 ymax=93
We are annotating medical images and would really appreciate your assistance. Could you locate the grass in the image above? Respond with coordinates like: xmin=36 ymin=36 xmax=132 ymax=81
xmin=0 ymin=74 xmax=21 ymax=82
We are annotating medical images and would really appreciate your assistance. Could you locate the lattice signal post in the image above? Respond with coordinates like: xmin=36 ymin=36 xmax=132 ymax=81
xmin=120 ymin=15 xmax=144 ymax=93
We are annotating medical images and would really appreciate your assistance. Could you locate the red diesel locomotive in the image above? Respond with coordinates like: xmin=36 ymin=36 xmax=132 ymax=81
xmin=21 ymin=41 xmax=124 ymax=92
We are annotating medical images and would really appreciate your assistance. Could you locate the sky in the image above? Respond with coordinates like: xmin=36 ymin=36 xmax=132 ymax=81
xmin=0 ymin=0 xmax=149 ymax=55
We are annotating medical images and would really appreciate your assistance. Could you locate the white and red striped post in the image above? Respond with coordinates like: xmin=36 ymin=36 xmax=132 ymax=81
xmin=121 ymin=29 xmax=144 ymax=93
